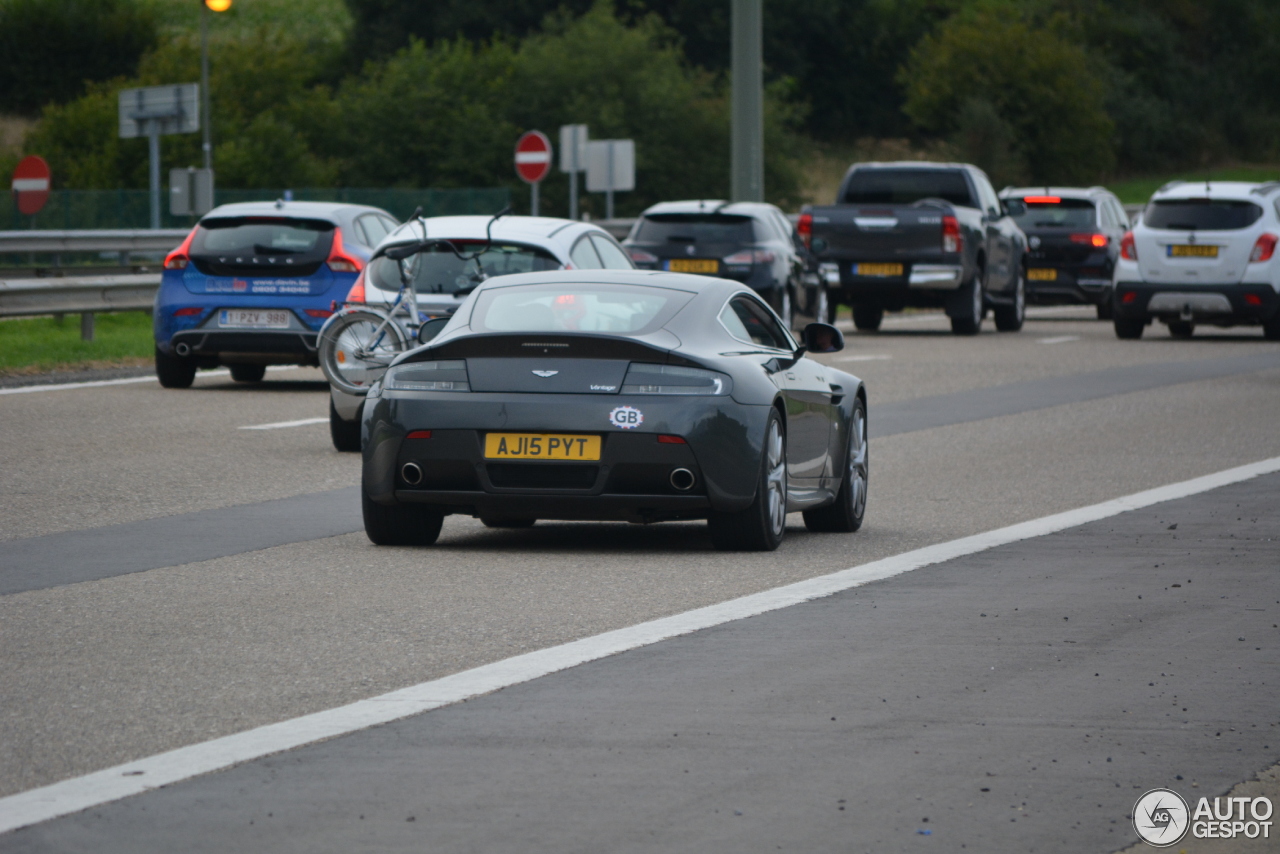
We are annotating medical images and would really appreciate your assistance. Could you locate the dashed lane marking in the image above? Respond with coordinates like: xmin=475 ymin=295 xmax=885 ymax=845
xmin=1038 ymin=335 xmax=1081 ymax=345
xmin=239 ymin=417 xmax=328 ymax=431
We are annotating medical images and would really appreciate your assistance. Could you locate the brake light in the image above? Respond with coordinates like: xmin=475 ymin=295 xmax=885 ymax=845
xmin=942 ymin=215 xmax=962 ymax=254
xmin=657 ymin=434 xmax=687 ymax=444
xmin=1023 ymin=196 xmax=1061 ymax=204
xmin=627 ymin=248 xmax=659 ymax=264
xmin=326 ymin=227 xmax=363 ymax=273
xmin=406 ymin=430 xmax=432 ymax=440
xmin=723 ymin=250 xmax=776 ymax=265
xmin=1070 ymin=233 xmax=1109 ymax=248
xmin=797 ymin=212 xmax=813 ymax=248
xmin=173 ymin=307 xmax=202 ymax=316
xmin=1120 ymin=231 xmax=1137 ymax=261
xmin=163 ymin=227 xmax=197 ymax=270
xmin=1249 ymin=233 xmax=1277 ymax=263
xmin=345 ymin=269 xmax=366 ymax=304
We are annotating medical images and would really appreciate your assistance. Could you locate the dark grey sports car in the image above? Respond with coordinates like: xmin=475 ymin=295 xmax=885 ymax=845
xmin=360 ymin=270 xmax=868 ymax=551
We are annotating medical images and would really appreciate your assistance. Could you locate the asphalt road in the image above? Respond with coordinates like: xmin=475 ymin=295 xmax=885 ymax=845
xmin=1 ymin=308 xmax=1278 ymax=850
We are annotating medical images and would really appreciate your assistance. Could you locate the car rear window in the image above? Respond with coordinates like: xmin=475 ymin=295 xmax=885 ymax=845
xmin=1143 ymin=199 xmax=1263 ymax=231
xmin=633 ymin=214 xmax=760 ymax=245
xmin=841 ymin=169 xmax=976 ymax=208
xmin=188 ymin=217 xmax=335 ymax=275
xmin=470 ymin=283 xmax=694 ymax=334
xmin=1005 ymin=197 xmax=1096 ymax=229
xmin=368 ymin=242 xmax=561 ymax=295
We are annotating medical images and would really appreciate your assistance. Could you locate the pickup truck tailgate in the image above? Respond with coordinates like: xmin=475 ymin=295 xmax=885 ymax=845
xmin=812 ymin=207 xmax=945 ymax=260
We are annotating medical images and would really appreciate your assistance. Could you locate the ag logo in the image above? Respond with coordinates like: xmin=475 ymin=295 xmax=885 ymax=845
xmin=608 ymin=405 xmax=643 ymax=429
xmin=1133 ymin=788 xmax=1189 ymax=847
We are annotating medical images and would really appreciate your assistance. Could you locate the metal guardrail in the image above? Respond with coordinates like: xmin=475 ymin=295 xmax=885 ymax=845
xmin=0 ymin=229 xmax=188 ymax=255
xmin=0 ymin=273 xmax=160 ymax=340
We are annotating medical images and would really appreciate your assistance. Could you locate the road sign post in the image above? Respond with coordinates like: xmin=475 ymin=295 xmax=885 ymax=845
xmin=559 ymin=124 xmax=588 ymax=220
xmin=731 ymin=0 xmax=764 ymax=202
xmin=11 ymin=156 xmax=51 ymax=223
xmin=170 ymin=167 xmax=215 ymax=217
xmin=118 ymin=84 xmax=200 ymax=229
xmin=586 ymin=140 xmax=635 ymax=221
xmin=515 ymin=131 xmax=553 ymax=216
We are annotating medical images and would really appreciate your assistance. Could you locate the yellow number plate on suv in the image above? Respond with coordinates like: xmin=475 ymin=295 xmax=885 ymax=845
xmin=855 ymin=263 xmax=904 ymax=277
xmin=1027 ymin=268 xmax=1058 ymax=281
xmin=667 ymin=258 xmax=719 ymax=274
xmin=1169 ymin=245 xmax=1218 ymax=258
xmin=484 ymin=433 xmax=602 ymax=461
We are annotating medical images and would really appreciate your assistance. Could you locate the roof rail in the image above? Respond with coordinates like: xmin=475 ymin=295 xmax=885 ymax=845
xmin=1250 ymin=181 xmax=1280 ymax=196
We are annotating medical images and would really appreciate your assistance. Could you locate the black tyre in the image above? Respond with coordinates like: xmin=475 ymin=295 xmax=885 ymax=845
xmin=1264 ymin=317 xmax=1280 ymax=340
xmin=708 ymin=409 xmax=787 ymax=551
xmin=362 ymin=488 xmax=444 ymax=546
xmin=803 ymin=396 xmax=868 ymax=533
xmin=329 ymin=397 xmax=362 ymax=453
xmin=1114 ymin=318 xmax=1145 ymax=339
xmin=1095 ymin=295 xmax=1113 ymax=320
xmin=993 ymin=270 xmax=1025 ymax=332
xmin=852 ymin=304 xmax=883 ymax=332
xmin=1167 ymin=320 xmax=1195 ymax=339
xmin=229 ymin=363 xmax=266 ymax=383
xmin=480 ymin=517 xmax=537 ymax=528
xmin=826 ymin=297 xmax=840 ymax=325
xmin=950 ymin=273 xmax=984 ymax=336
xmin=155 ymin=347 xmax=196 ymax=389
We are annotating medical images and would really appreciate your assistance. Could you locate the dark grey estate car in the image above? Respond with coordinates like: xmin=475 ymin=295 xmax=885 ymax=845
xmin=622 ymin=201 xmax=823 ymax=330
xmin=360 ymin=270 xmax=867 ymax=552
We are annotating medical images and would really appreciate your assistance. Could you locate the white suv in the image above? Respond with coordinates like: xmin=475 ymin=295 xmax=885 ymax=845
xmin=1112 ymin=181 xmax=1280 ymax=339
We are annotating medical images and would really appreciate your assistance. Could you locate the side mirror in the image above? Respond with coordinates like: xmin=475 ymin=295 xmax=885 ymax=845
xmin=417 ymin=317 xmax=449 ymax=343
xmin=801 ymin=322 xmax=844 ymax=354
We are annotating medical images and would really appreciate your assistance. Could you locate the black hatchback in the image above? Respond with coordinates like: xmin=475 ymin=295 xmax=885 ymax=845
xmin=999 ymin=186 xmax=1130 ymax=318
xmin=622 ymin=200 xmax=822 ymax=330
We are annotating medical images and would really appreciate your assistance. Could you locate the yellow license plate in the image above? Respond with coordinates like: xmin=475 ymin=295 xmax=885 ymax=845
xmin=667 ymin=258 xmax=719 ymax=274
xmin=855 ymin=263 xmax=904 ymax=277
xmin=1169 ymin=244 xmax=1218 ymax=258
xmin=1027 ymin=268 xmax=1058 ymax=281
xmin=484 ymin=433 xmax=601 ymax=461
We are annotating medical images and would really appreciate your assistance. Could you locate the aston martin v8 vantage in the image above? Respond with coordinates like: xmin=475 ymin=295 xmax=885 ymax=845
xmin=360 ymin=270 xmax=868 ymax=551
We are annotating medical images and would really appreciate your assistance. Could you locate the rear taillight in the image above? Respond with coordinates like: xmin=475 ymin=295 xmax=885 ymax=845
xmin=406 ymin=430 xmax=432 ymax=440
xmin=1071 ymin=233 xmax=1109 ymax=248
xmin=797 ymin=212 xmax=813 ymax=249
xmin=173 ymin=307 xmax=202 ymax=316
xmin=1244 ymin=293 xmax=1264 ymax=306
xmin=304 ymin=309 xmax=334 ymax=319
xmin=1120 ymin=231 xmax=1137 ymax=261
xmin=942 ymin=215 xmax=962 ymax=254
xmin=627 ymin=248 xmax=659 ymax=264
xmin=326 ymin=227 xmax=363 ymax=273
xmin=345 ymin=269 xmax=366 ymax=304
xmin=723 ymin=250 xmax=776 ymax=265
xmin=1249 ymin=233 xmax=1277 ymax=263
xmin=163 ymin=226 xmax=197 ymax=270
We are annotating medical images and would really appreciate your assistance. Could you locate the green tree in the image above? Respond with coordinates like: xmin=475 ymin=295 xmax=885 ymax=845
xmin=0 ymin=0 xmax=157 ymax=115
xmin=900 ymin=7 xmax=1114 ymax=184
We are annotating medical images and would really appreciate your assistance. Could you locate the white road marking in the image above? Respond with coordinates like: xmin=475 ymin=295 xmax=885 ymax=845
xmin=0 ymin=366 xmax=308 ymax=396
xmin=239 ymin=417 xmax=328 ymax=431
xmin=1038 ymin=335 xmax=1080 ymax=345
xmin=833 ymin=354 xmax=891 ymax=363
xmin=2 ymin=454 xmax=1279 ymax=834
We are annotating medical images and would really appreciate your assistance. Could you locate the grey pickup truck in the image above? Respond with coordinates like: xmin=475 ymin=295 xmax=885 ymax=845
xmin=799 ymin=161 xmax=1027 ymax=335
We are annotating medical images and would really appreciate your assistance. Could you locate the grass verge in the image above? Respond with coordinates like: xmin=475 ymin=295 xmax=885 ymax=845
xmin=1108 ymin=165 xmax=1280 ymax=204
xmin=0 ymin=312 xmax=154 ymax=376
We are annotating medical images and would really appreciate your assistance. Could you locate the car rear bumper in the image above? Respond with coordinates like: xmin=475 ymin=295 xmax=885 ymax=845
xmin=167 ymin=328 xmax=319 ymax=362
xmin=1113 ymin=282 xmax=1280 ymax=323
xmin=1025 ymin=269 xmax=1112 ymax=304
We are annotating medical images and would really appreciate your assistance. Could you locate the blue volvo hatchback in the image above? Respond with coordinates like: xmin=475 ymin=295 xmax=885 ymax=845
xmin=154 ymin=201 xmax=398 ymax=387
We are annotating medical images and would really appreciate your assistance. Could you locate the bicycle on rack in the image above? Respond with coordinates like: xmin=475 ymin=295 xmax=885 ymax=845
xmin=317 ymin=206 xmax=510 ymax=396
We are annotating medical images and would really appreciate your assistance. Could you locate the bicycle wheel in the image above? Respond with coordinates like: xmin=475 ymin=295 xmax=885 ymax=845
xmin=318 ymin=309 xmax=409 ymax=395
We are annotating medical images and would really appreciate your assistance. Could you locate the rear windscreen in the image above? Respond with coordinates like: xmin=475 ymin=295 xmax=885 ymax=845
xmin=368 ymin=242 xmax=561 ymax=295
xmin=1005 ymin=198 xmax=1096 ymax=229
xmin=1143 ymin=199 xmax=1263 ymax=231
xmin=471 ymin=283 xmax=694 ymax=334
xmin=633 ymin=214 xmax=759 ymax=244
xmin=841 ymin=169 xmax=976 ymax=207
xmin=192 ymin=218 xmax=333 ymax=260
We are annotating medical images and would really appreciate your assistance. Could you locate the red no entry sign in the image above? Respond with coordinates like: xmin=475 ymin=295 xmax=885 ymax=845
xmin=515 ymin=131 xmax=553 ymax=184
xmin=11 ymin=155 xmax=51 ymax=216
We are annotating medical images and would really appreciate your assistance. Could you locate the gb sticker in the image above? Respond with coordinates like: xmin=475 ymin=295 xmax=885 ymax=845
xmin=608 ymin=405 xmax=644 ymax=430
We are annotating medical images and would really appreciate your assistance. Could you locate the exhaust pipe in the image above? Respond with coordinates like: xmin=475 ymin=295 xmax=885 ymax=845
xmin=400 ymin=462 xmax=424 ymax=486
xmin=174 ymin=342 xmax=191 ymax=357
xmin=669 ymin=467 xmax=695 ymax=491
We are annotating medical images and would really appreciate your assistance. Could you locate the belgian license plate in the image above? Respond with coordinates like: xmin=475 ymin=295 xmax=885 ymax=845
xmin=667 ymin=258 xmax=719 ymax=274
xmin=1027 ymin=268 xmax=1058 ymax=281
xmin=855 ymin=263 xmax=903 ymax=277
xmin=484 ymin=433 xmax=602 ymax=461
xmin=219 ymin=309 xmax=290 ymax=328
xmin=1168 ymin=244 xmax=1218 ymax=258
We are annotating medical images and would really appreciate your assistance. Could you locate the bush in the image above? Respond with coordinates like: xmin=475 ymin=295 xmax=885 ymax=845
xmin=0 ymin=0 xmax=157 ymax=115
